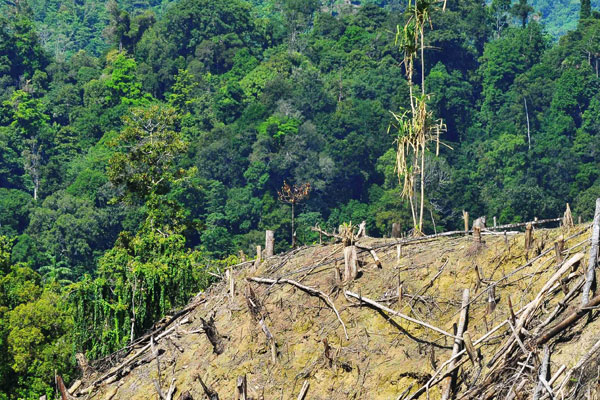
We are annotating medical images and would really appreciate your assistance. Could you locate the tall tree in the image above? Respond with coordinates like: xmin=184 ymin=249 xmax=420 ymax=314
xmin=392 ymin=0 xmax=447 ymax=235
xmin=511 ymin=0 xmax=534 ymax=28
xmin=581 ymin=0 xmax=592 ymax=21
xmin=277 ymin=181 xmax=311 ymax=248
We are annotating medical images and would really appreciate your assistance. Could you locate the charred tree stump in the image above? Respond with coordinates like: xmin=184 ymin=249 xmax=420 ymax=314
xmin=265 ymin=230 xmax=274 ymax=257
xmin=200 ymin=315 xmax=225 ymax=355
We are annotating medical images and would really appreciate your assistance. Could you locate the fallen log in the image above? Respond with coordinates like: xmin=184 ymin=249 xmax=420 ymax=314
xmin=442 ymin=290 xmax=470 ymax=400
xmin=537 ymin=291 xmax=600 ymax=345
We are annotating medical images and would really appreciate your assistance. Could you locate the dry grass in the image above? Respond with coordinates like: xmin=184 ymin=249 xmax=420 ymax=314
xmin=82 ymin=223 xmax=598 ymax=400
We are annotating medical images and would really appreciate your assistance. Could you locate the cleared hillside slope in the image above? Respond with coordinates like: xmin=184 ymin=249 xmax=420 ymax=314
xmin=72 ymin=221 xmax=600 ymax=399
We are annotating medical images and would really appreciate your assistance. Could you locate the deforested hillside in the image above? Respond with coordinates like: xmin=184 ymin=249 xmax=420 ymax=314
xmin=68 ymin=214 xmax=600 ymax=399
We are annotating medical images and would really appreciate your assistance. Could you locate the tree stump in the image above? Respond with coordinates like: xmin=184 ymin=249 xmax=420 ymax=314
xmin=253 ymin=245 xmax=262 ymax=270
xmin=265 ymin=230 xmax=274 ymax=257
xmin=344 ymin=246 xmax=358 ymax=282
xmin=463 ymin=211 xmax=469 ymax=234
xmin=554 ymin=235 xmax=564 ymax=266
xmin=392 ymin=223 xmax=401 ymax=238
xmin=200 ymin=315 xmax=225 ymax=355
xmin=473 ymin=226 xmax=481 ymax=244
xmin=525 ymin=223 xmax=533 ymax=250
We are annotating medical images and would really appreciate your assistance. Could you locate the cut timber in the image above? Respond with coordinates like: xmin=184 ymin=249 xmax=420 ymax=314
xmin=68 ymin=379 xmax=82 ymax=395
xmin=516 ymin=253 xmax=584 ymax=332
xmin=582 ymin=198 xmax=600 ymax=305
xmin=441 ymin=288 xmax=470 ymax=400
xmin=462 ymin=332 xmax=477 ymax=366
xmin=356 ymin=244 xmax=382 ymax=268
xmin=248 ymin=276 xmax=349 ymax=340
xmin=344 ymin=246 xmax=358 ymax=281
xmin=265 ymin=230 xmax=274 ymax=257
xmin=463 ymin=211 xmax=469 ymax=234
xmin=297 ymin=380 xmax=310 ymax=400
xmin=56 ymin=374 xmax=70 ymax=400
xmin=345 ymin=291 xmax=460 ymax=339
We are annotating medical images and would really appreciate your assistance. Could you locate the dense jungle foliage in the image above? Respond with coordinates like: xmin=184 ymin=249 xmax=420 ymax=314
xmin=1 ymin=0 xmax=600 ymax=397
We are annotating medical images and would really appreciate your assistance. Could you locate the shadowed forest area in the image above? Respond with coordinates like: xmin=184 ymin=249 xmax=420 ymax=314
xmin=1 ymin=0 xmax=600 ymax=397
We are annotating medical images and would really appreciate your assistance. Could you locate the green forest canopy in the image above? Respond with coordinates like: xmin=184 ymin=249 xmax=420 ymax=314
xmin=1 ymin=0 xmax=600 ymax=397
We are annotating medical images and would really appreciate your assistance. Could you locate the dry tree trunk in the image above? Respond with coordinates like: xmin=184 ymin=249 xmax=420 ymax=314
xmin=441 ymin=288 xmax=470 ymax=400
xmin=265 ymin=230 xmax=274 ymax=257
xmin=582 ymin=198 xmax=600 ymax=305
xmin=344 ymin=246 xmax=358 ymax=281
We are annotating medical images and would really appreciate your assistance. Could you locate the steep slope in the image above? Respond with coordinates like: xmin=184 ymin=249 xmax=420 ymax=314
xmin=73 ymin=221 xmax=600 ymax=399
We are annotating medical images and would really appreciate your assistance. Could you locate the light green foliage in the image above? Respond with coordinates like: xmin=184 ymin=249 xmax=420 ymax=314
xmin=104 ymin=51 xmax=150 ymax=106
xmin=73 ymin=199 xmax=216 ymax=357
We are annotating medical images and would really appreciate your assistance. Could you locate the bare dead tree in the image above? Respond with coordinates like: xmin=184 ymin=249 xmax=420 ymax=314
xmin=278 ymin=182 xmax=311 ymax=248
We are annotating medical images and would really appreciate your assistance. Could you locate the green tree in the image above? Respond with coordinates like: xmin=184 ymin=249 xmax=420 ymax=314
xmin=511 ymin=0 xmax=535 ymax=28
xmin=107 ymin=104 xmax=187 ymax=203
xmin=581 ymin=0 xmax=592 ymax=21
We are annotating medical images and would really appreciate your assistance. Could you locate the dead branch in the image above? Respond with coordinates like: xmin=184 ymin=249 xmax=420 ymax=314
xmin=344 ymin=290 xmax=459 ymax=339
xmin=194 ymin=374 xmax=219 ymax=400
xmin=441 ymin=288 xmax=470 ymax=400
xmin=297 ymin=380 xmax=310 ymax=400
xmin=248 ymin=276 xmax=349 ymax=340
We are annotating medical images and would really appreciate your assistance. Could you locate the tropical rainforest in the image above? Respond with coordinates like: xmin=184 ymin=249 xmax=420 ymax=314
xmin=1 ymin=0 xmax=600 ymax=397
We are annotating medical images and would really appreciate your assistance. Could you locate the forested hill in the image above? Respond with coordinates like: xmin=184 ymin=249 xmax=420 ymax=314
xmin=2 ymin=0 xmax=598 ymax=58
xmin=1 ymin=0 xmax=600 ymax=398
